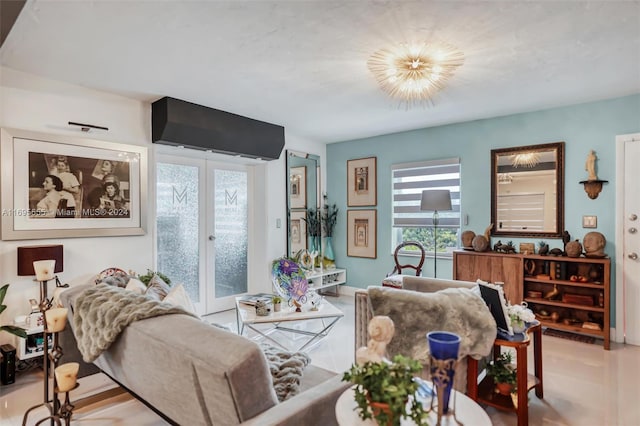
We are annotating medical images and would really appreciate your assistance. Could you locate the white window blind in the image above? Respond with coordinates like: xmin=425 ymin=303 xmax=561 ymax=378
xmin=392 ymin=158 xmax=461 ymax=229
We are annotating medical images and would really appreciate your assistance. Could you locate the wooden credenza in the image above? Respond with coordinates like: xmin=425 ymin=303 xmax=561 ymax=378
xmin=453 ymin=250 xmax=523 ymax=304
xmin=453 ymin=250 xmax=611 ymax=349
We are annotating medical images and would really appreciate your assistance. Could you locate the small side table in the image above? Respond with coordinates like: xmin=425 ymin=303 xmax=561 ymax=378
xmin=467 ymin=323 xmax=543 ymax=426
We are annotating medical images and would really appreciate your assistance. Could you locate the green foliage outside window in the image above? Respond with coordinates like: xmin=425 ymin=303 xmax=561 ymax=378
xmin=400 ymin=228 xmax=459 ymax=253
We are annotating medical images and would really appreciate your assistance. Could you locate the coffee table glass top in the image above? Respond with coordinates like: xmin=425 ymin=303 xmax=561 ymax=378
xmin=235 ymin=297 xmax=344 ymax=324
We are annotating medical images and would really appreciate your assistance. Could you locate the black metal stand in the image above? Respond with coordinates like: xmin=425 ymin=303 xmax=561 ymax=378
xmin=22 ymin=277 xmax=76 ymax=426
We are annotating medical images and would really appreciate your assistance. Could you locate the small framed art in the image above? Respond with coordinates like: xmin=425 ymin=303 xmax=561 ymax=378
xmin=347 ymin=157 xmax=376 ymax=206
xmin=347 ymin=209 xmax=377 ymax=258
xmin=289 ymin=166 xmax=307 ymax=209
xmin=289 ymin=210 xmax=307 ymax=253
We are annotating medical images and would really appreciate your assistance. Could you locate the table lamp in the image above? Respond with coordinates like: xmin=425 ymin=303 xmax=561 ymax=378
xmin=420 ymin=190 xmax=452 ymax=278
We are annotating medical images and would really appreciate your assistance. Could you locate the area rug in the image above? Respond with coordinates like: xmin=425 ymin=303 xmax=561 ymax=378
xmin=543 ymin=328 xmax=596 ymax=344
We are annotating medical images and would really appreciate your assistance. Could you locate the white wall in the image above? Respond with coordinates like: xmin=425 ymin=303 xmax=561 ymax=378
xmin=0 ymin=67 xmax=326 ymax=345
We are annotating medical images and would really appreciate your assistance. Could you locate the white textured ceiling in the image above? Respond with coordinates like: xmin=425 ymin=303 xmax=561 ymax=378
xmin=1 ymin=1 xmax=639 ymax=143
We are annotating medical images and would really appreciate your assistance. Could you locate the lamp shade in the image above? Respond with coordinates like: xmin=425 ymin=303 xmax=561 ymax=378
xmin=17 ymin=245 xmax=64 ymax=276
xmin=420 ymin=190 xmax=452 ymax=212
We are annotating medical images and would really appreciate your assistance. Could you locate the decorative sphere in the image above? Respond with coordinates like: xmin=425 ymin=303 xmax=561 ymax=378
xmin=583 ymin=232 xmax=606 ymax=258
xmin=565 ymin=240 xmax=583 ymax=258
xmin=461 ymin=230 xmax=476 ymax=248
xmin=472 ymin=235 xmax=489 ymax=252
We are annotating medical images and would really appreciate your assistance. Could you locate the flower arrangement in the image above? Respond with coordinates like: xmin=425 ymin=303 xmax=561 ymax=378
xmin=507 ymin=302 xmax=536 ymax=331
xmin=271 ymin=258 xmax=309 ymax=303
xmin=302 ymin=208 xmax=321 ymax=237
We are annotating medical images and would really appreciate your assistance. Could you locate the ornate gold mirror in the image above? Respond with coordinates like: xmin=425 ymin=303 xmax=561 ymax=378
xmin=491 ymin=142 xmax=564 ymax=237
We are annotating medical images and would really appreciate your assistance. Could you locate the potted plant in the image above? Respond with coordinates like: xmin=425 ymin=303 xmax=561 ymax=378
xmin=1 ymin=284 xmax=27 ymax=338
xmin=486 ymin=352 xmax=517 ymax=395
xmin=271 ymin=295 xmax=282 ymax=312
xmin=342 ymin=354 xmax=426 ymax=426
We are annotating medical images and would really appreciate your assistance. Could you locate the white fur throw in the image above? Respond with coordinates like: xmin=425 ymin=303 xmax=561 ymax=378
xmin=260 ymin=343 xmax=310 ymax=402
xmin=368 ymin=286 xmax=497 ymax=391
xmin=74 ymin=283 xmax=197 ymax=362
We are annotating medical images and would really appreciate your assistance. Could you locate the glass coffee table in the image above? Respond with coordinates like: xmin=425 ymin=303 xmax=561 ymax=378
xmin=235 ymin=297 xmax=344 ymax=351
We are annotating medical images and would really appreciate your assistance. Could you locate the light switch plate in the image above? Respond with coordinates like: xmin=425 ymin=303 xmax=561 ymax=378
xmin=582 ymin=215 xmax=597 ymax=228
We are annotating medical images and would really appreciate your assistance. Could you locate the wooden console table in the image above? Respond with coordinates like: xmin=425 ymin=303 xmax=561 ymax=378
xmin=467 ymin=324 xmax=543 ymax=426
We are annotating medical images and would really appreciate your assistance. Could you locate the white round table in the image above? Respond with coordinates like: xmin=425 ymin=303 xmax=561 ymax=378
xmin=335 ymin=386 xmax=491 ymax=426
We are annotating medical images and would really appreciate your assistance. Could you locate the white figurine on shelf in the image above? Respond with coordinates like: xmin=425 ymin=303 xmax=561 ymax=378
xmin=585 ymin=149 xmax=598 ymax=181
xmin=356 ymin=316 xmax=395 ymax=365
xmin=308 ymin=250 xmax=318 ymax=272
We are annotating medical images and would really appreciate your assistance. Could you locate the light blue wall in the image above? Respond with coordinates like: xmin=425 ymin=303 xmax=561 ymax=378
xmin=327 ymin=94 xmax=640 ymax=323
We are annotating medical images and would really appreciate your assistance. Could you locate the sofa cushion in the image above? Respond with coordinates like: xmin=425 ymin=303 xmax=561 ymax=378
xmin=163 ymin=284 xmax=197 ymax=315
xmin=144 ymin=274 xmax=171 ymax=300
xmin=125 ymin=278 xmax=147 ymax=294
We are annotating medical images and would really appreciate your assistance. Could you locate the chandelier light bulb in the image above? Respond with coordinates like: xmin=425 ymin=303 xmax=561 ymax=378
xmin=367 ymin=40 xmax=464 ymax=106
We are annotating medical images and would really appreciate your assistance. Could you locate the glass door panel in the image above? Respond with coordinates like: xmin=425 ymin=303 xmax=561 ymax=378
xmin=209 ymin=168 xmax=248 ymax=311
xmin=156 ymin=161 xmax=204 ymax=310
xmin=157 ymin=155 xmax=250 ymax=314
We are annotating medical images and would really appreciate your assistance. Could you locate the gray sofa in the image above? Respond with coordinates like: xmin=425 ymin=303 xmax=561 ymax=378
xmin=355 ymin=276 xmax=496 ymax=392
xmin=60 ymin=285 xmax=349 ymax=426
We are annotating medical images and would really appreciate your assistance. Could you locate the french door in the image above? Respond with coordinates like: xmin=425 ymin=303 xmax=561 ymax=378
xmin=156 ymin=155 xmax=250 ymax=314
xmin=616 ymin=133 xmax=640 ymax=345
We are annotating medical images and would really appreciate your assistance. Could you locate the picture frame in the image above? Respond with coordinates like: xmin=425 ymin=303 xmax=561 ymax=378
xmin=347 ymin=209 xmax=377 ymax=258
xmin=289 ymin=210 xmax=307 ymax=253
xmin=519 ymin=243 xmax=535 ymax=255
xmin=289 ymin=166 xmax=307 ymax=209
xmin=347 ymin=157 xmax=377 ymax=207
xmin=1 ymin=127 xmax=148 ymax=240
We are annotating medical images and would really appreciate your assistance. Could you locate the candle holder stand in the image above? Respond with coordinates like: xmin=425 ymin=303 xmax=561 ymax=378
xmin=22 ymin=277 xmax=76 ymax=426
xmin=429 ymin=356 xmax=463 ymax=426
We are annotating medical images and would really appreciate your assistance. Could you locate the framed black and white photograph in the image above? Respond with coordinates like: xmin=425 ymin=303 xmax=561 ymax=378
xmin=1 ymin=128 xmax=148 ymax=240
xmin=289 ymin=166 xmax=307 ymax=209
xmin=347 ymin=157 xmax=377 ymax=206
xmin=347 ymin=209 xmax=377 ymax=258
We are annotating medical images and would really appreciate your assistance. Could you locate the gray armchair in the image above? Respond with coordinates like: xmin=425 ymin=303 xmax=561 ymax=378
xmin=354 ymin=276 xmax=496 ymax=392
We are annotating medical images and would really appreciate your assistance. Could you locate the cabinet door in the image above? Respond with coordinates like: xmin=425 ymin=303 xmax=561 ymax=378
xmin=453 ymin=252 xmax=523 ymax=304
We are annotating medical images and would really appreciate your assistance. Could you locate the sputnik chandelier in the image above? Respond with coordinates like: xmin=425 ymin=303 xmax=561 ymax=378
xmin=367 ymin=41 xmax=464 ymax=106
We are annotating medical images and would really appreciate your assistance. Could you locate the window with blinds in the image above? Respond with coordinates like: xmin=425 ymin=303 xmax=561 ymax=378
xmin=391 ymin=158 xmax=461 ymax=254
xmin=496 ymin=193 xmax=545 ymax=231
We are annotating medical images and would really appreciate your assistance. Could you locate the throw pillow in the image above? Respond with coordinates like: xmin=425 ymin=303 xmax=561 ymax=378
xmin=144 ymin=274 xmax=171 ymax=301
xmin=163 ymin=284 xmax=197 ymax=315
xmin=125 ymin=278 xmax=147 ymax=295
xmin=95 ymin=267 xmax=130 ymax=287
xmin=259 ymin=343 xmax=310 ymax=402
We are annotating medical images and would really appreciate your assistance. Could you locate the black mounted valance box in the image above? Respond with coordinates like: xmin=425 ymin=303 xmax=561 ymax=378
xmin=151 ymin=96 xmax=285 ymax=160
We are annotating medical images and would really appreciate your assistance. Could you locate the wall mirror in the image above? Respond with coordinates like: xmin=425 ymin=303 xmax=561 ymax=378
xmin=286 ymin=150 xmax=321 ymax=257
xmin=491 ymin=141 xmax=564 ymax=237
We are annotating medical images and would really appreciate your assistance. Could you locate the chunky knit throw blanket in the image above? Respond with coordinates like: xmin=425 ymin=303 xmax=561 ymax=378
xmin=260 ymin=343 xmax=310 ymax=402
xmin=74 ymin=283 xmax=197 ymax=362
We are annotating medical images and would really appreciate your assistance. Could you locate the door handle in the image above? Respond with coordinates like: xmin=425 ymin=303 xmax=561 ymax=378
xmin=629 ymin=253 xmax=638 ymax=260
xmin=630 ymin=228 xmax=637 ymax=234
xmin=208 ymin=235 xmax=216 ymax=241
xmin=630 ymin=214 xmax=638 ymax=221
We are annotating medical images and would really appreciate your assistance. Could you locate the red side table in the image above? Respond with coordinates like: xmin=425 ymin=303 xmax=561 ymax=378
xmin=467 ymin=323 xmax=543 ymax=426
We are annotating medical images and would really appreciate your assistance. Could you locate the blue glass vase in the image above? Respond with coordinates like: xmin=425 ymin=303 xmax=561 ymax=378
xmin=426 ymin=331 xmax=461 ymax=417
xmin=324 ymin=236 xmax=335 ymax=261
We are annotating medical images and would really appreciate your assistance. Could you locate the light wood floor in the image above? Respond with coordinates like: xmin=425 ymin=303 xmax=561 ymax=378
xmin=1 ymin=293 xmax=639 ymax=425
